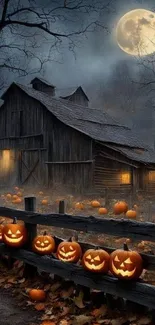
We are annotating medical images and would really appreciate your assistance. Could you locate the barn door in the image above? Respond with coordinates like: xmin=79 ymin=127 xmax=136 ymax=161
xmin=20 ymin=150 xmax=41 ymax=186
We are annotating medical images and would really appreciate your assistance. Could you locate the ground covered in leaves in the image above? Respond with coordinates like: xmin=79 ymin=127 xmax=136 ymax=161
xmin=0 ymin=259 xmax=153 ymax=325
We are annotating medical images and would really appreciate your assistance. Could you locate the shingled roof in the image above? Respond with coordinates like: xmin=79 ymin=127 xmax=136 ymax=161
xmin=1 ymin=82 xmax=154 ymax=158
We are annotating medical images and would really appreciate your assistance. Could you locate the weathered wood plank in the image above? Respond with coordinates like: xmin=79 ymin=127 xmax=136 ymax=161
xmin=45 ymin=160 xmax=94 ymax=164
xmin=0 ymin=206 xmax=155 ymax=241
xmin=0 ymin=243 xmax=154 ymax=309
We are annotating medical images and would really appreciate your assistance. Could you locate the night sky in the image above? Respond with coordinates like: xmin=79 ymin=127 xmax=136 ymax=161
xmin=1 ymin=0 xmax=155 ymax=146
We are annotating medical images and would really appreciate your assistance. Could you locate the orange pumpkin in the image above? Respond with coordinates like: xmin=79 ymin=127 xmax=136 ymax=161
xmin=29 ymin=289 xmax=46 ymax=301
xmin=12 ymin=197 xmax=22 ymax=204
xmin=41 ymin=199 xmax=48 ymax=205
xmin=41 ymin=321 xmax=55 ymax=325
xmin=32 ymin=231 xmax=55 ymax=255
xmin=17 ymin=191 xmax=23 ymax=197
xmin=75 ymin=202 xmax=84 ymax=210
xmin=57 ymin=240 xmax=82 ymax=263
xmin=82 ymin=248 xmax=110 ymax=273
xmin=113 ymin=201 xmax=128 ymax=215
xmin=98 ymin=207 xmax=108 ymax=215
xmin=109 ymin=244 xmax=143 ymax=280
xmin=2 ymin=217 xmax=27 ymax=247
xmin=91 ymin=200 xmax=101 ymax=208
xmin=12 ymin=194 xmax=18 ymax=200
xmin=6 ymin=193 xmax=12 ymax=200
xmin=126 ymin=210 xmax=137 ymax=219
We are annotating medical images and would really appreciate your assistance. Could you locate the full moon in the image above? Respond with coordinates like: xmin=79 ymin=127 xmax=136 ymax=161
xmin=116 ymin=9 xmax=155 ymax=56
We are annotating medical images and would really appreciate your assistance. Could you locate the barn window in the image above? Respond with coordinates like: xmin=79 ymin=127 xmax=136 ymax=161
xmin=149 ymin=171 xmax=155 ymax=182
xmin=121 ymin=172 xmax=131 ymax=184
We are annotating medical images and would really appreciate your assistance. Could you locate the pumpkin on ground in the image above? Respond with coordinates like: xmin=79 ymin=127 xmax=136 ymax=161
xmin=2 ymin=217 xmax=27 ymax=247
xmin=57 ymin=239 xmax=82 ymax=263
xmin=91 ymin=200 xmax=101 ymax=208
xmin=109 ymin=243 xmax=143 ymax=280
xmin=29 ymin=289 xmax=46 ymax=301
xmin=75 ymin=202 xmax=84 ymax=210
xmin=12 ymin=197 xmax=22 ymax=204
xmin=41 ymin=199 xmax=48 ymax=205
xmin=126 ymin=210 xmax=137 ymax=219
xmin=32 ymin=231 xmax=55 ymax=255
xmin=6 ymin=194 xmax=12 ymax=200
xmin=82 ymin=248 xmax=110 ymax=273
xmin=98 ymin=207 xmax=108 ymax=215
xmin=113 ymin=201 xmax=128 ymax=215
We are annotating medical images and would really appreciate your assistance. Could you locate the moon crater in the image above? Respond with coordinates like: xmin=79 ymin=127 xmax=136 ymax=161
xmin=116 ymin=9 xmax=155 ymax=56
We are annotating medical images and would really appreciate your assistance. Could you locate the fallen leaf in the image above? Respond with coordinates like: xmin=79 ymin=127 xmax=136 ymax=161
xmin=74 ymin=291 xmax=85 ymax=309
xmin=60 ymin=306 xmax=71 ymax=316
xmin=0 ymin=278 xmax=6 ymax=284
xmin=91 ymin=305 xmax=108 ymax=317
xmin=111 ymin=317 xmax=128 ymax=325
xmin=41 ymin=321 xmax=56 ymax=325
xmin=72 ymin=315 xmax=92 ymax=325
xmin=34 ymin=303 xmax=46 ymax=311
xmin=17 ymin=278 xmax=26 ymax=284
xmin=60 ymin=286 xmax=74 ymax=299
xmin=7 ymin=277 xmax=17 ymax=284
xmin=59 ymin=320 xmax=69 ymax=325
xmin=50 ymin=282 xmax=62 ymax=292
xmin=44 ymin=308 xmax=53 ymax=316
xmin=137 ymin=316 xmax=151 ymax=325
xmin=4 ymin=283 xmax=13 ymax=289
xmin=44 ymin=284 xmax=51 ymax=292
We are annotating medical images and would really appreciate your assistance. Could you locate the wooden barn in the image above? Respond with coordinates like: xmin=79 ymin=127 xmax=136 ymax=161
xmin=0 ymin=77 xmax=155 ymax=196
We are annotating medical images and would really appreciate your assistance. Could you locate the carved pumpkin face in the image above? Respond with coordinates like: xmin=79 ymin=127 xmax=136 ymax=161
xmin=109 ymin=246 xmax=143 ymax=280
xmin=0 ymin=225 xmax=4 ymax=242
xmin=32 ymin=232 xmax=55 ymax=255
xmin=57 ymin=241 xmax=82 ymax=263
xmin=82 ymin=249 xmax=110 ymax=273
xmin=2 ymin=218 xmax=27 ymax=248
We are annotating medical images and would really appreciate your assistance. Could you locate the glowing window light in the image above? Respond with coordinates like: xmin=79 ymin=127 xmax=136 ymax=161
xmin=149 ymin=171 xmax=155 ymax=182
xmin=121 ymin=172 xmax=131 ymax=184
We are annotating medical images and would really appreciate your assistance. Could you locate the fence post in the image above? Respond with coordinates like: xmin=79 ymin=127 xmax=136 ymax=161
xmin=24 ymin=196 xmax=37 ymax=247
xmin=59 ymin=200 xmax=65 ymax=214
xmin=24 ymin=196 xmax=37 ymax=277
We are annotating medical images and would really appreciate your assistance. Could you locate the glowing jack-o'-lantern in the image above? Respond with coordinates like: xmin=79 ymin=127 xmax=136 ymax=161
xmin=82 ymin=248 xmax=110 ymax=273
xmin=2 ymin=217 xmax=27 ymax=248
xmin=32 ymin=231 xmax=55 ymax=255
xmin=0 ymin=224 xmax=4 ymax=242
xmin=109 ymin=244 xmax=143 ymax=280
xmin=57 ymin=239 xmax=82 ymax=263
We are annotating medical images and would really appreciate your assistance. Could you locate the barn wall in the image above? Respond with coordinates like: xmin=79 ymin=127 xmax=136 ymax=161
xmin=44 ymin=110 xmax=93 ymax=192
xmin=93 ymin=143 xmax=137 ymax=197
xmin=0 ymin=86 xmax=48 ymax=187
xmin=145 ymin=170 xmax=155 ymax=192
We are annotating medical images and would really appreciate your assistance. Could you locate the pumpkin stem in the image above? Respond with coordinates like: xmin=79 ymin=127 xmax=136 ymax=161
xmin=12 ymin=217 xmax=17 ymax=224
xmin=43 ymin=231 xmax=47 ymax=236
xmin=123 ymin=243 xmax=129 ymax=251
xmin=68 ymin=237 xmax=72 ymax=242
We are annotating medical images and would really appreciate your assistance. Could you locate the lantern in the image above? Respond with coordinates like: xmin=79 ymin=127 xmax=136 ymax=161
xmin=109 ymin=243 xmax=143 ymax=280
xmin=32 ymin=231 xmax=55 ymax=255
xmin=2 ymin=217 xmax=27 ymax=248
xmin=82 ymin=248 xmax=110 ymax=273
xmin=57 ymin=239 xmax=82 ymax=263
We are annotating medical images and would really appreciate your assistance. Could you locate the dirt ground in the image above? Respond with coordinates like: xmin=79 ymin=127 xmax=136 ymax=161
xmin=0 ymin=289 xmax=40 ymax=325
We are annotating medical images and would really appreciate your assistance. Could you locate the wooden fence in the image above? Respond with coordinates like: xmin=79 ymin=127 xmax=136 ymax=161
xmin=0 ymin=196 xmax=155 ymax=310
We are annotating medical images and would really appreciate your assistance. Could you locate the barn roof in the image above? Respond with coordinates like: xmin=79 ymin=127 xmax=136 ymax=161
xmin=30 ymin=77 xmax=55 ymax=88
xmin=1 ymin=82 xmax=153 ymax=156
xmin=60 ymin=86 xmax=89 ymax=101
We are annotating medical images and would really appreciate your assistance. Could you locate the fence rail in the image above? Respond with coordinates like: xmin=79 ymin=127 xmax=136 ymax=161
xmin=0 ymin=206 xmax=155 ymax=241
xmin=0 ymin=197 xmax=155 ymax=310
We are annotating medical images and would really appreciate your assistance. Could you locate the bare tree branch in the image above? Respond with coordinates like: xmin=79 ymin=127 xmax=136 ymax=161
xmin=0 ymin=0 xmax=112 ymax=89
